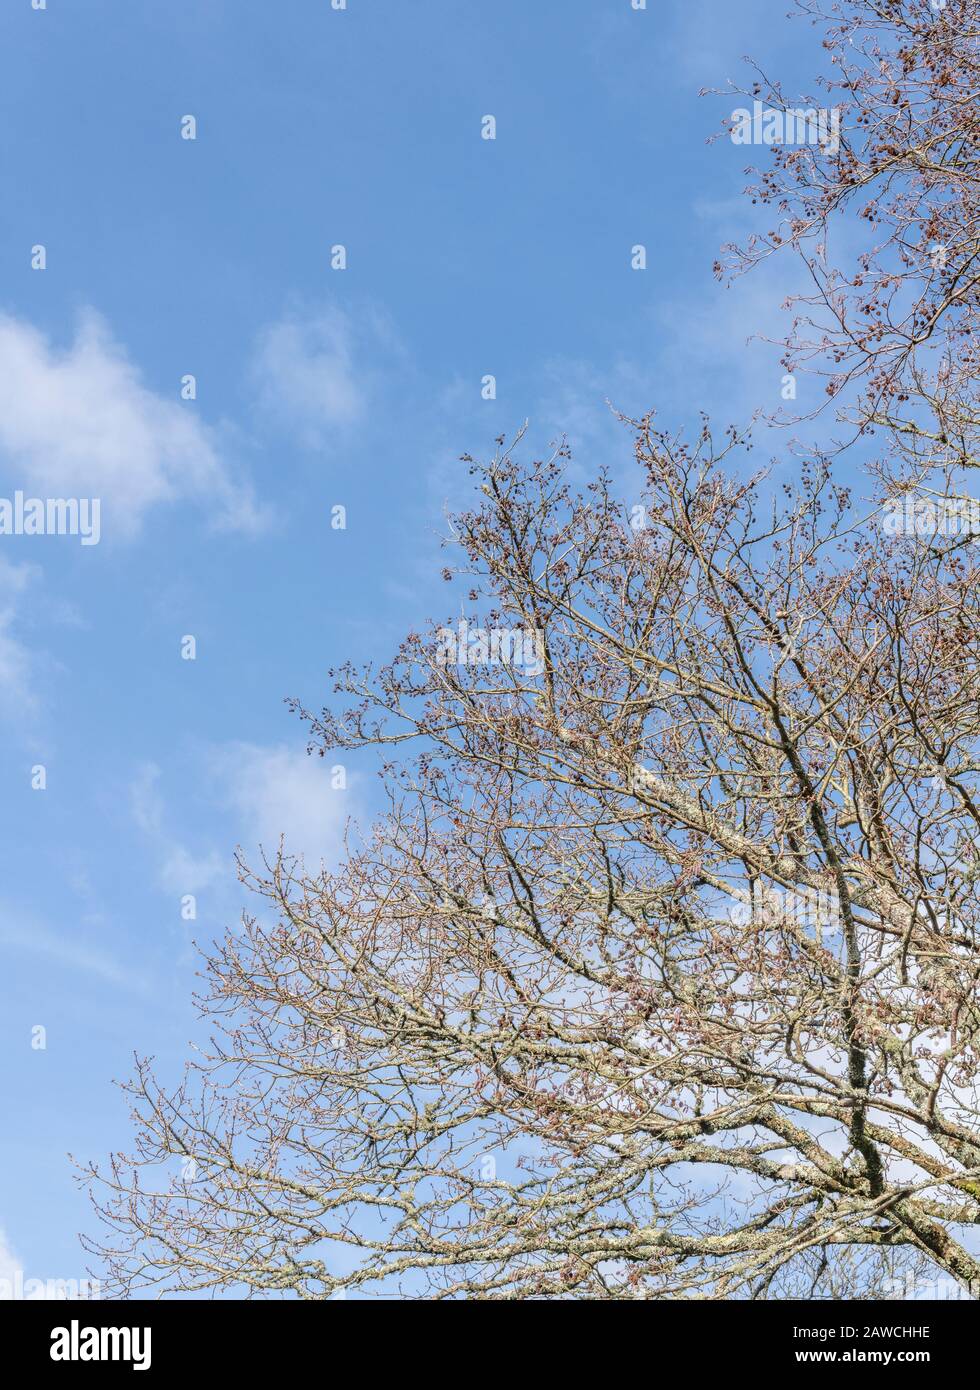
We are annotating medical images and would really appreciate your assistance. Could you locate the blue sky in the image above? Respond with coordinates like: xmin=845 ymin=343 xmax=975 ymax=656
xmin=0 ymin=0 xmax=824 ymax=1292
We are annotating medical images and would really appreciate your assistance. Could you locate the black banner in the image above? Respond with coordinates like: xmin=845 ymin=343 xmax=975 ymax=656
xmin=1 ymin=1298 xmax=970 ymax=1374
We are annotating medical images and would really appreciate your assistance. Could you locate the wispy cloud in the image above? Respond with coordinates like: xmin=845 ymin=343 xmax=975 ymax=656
xmin=130 ymin=762 xmax=225 ymax=897
xmin=0 ymin=904 xmax=149 ymax=993
xmin=0 ymin=555 xmax=40 ymax=717
xmin=250 ymin=301 xmax=402 ymax=448
xmin=130 ymin=745 xmax=355 ymax=903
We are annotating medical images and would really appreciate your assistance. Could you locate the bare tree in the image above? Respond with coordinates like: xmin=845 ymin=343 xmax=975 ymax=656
xmin=718 ymin=0 xmax=980 ymax=487
xmin=82 ymin=421 xmax=980 ymax=1298
xmin=82 ymin=0 xmax=980 ymax=1299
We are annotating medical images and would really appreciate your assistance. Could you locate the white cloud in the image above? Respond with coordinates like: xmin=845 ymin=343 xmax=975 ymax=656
xmin=250 ymin=302 xmax=399 ymax=446
xmin=158 ymin=843 xmax=226 ymax=895
xmin=210 ymin=741 xmax=353 ymax=867
xmin=0 ymin=310 xmax=263 ymax=535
